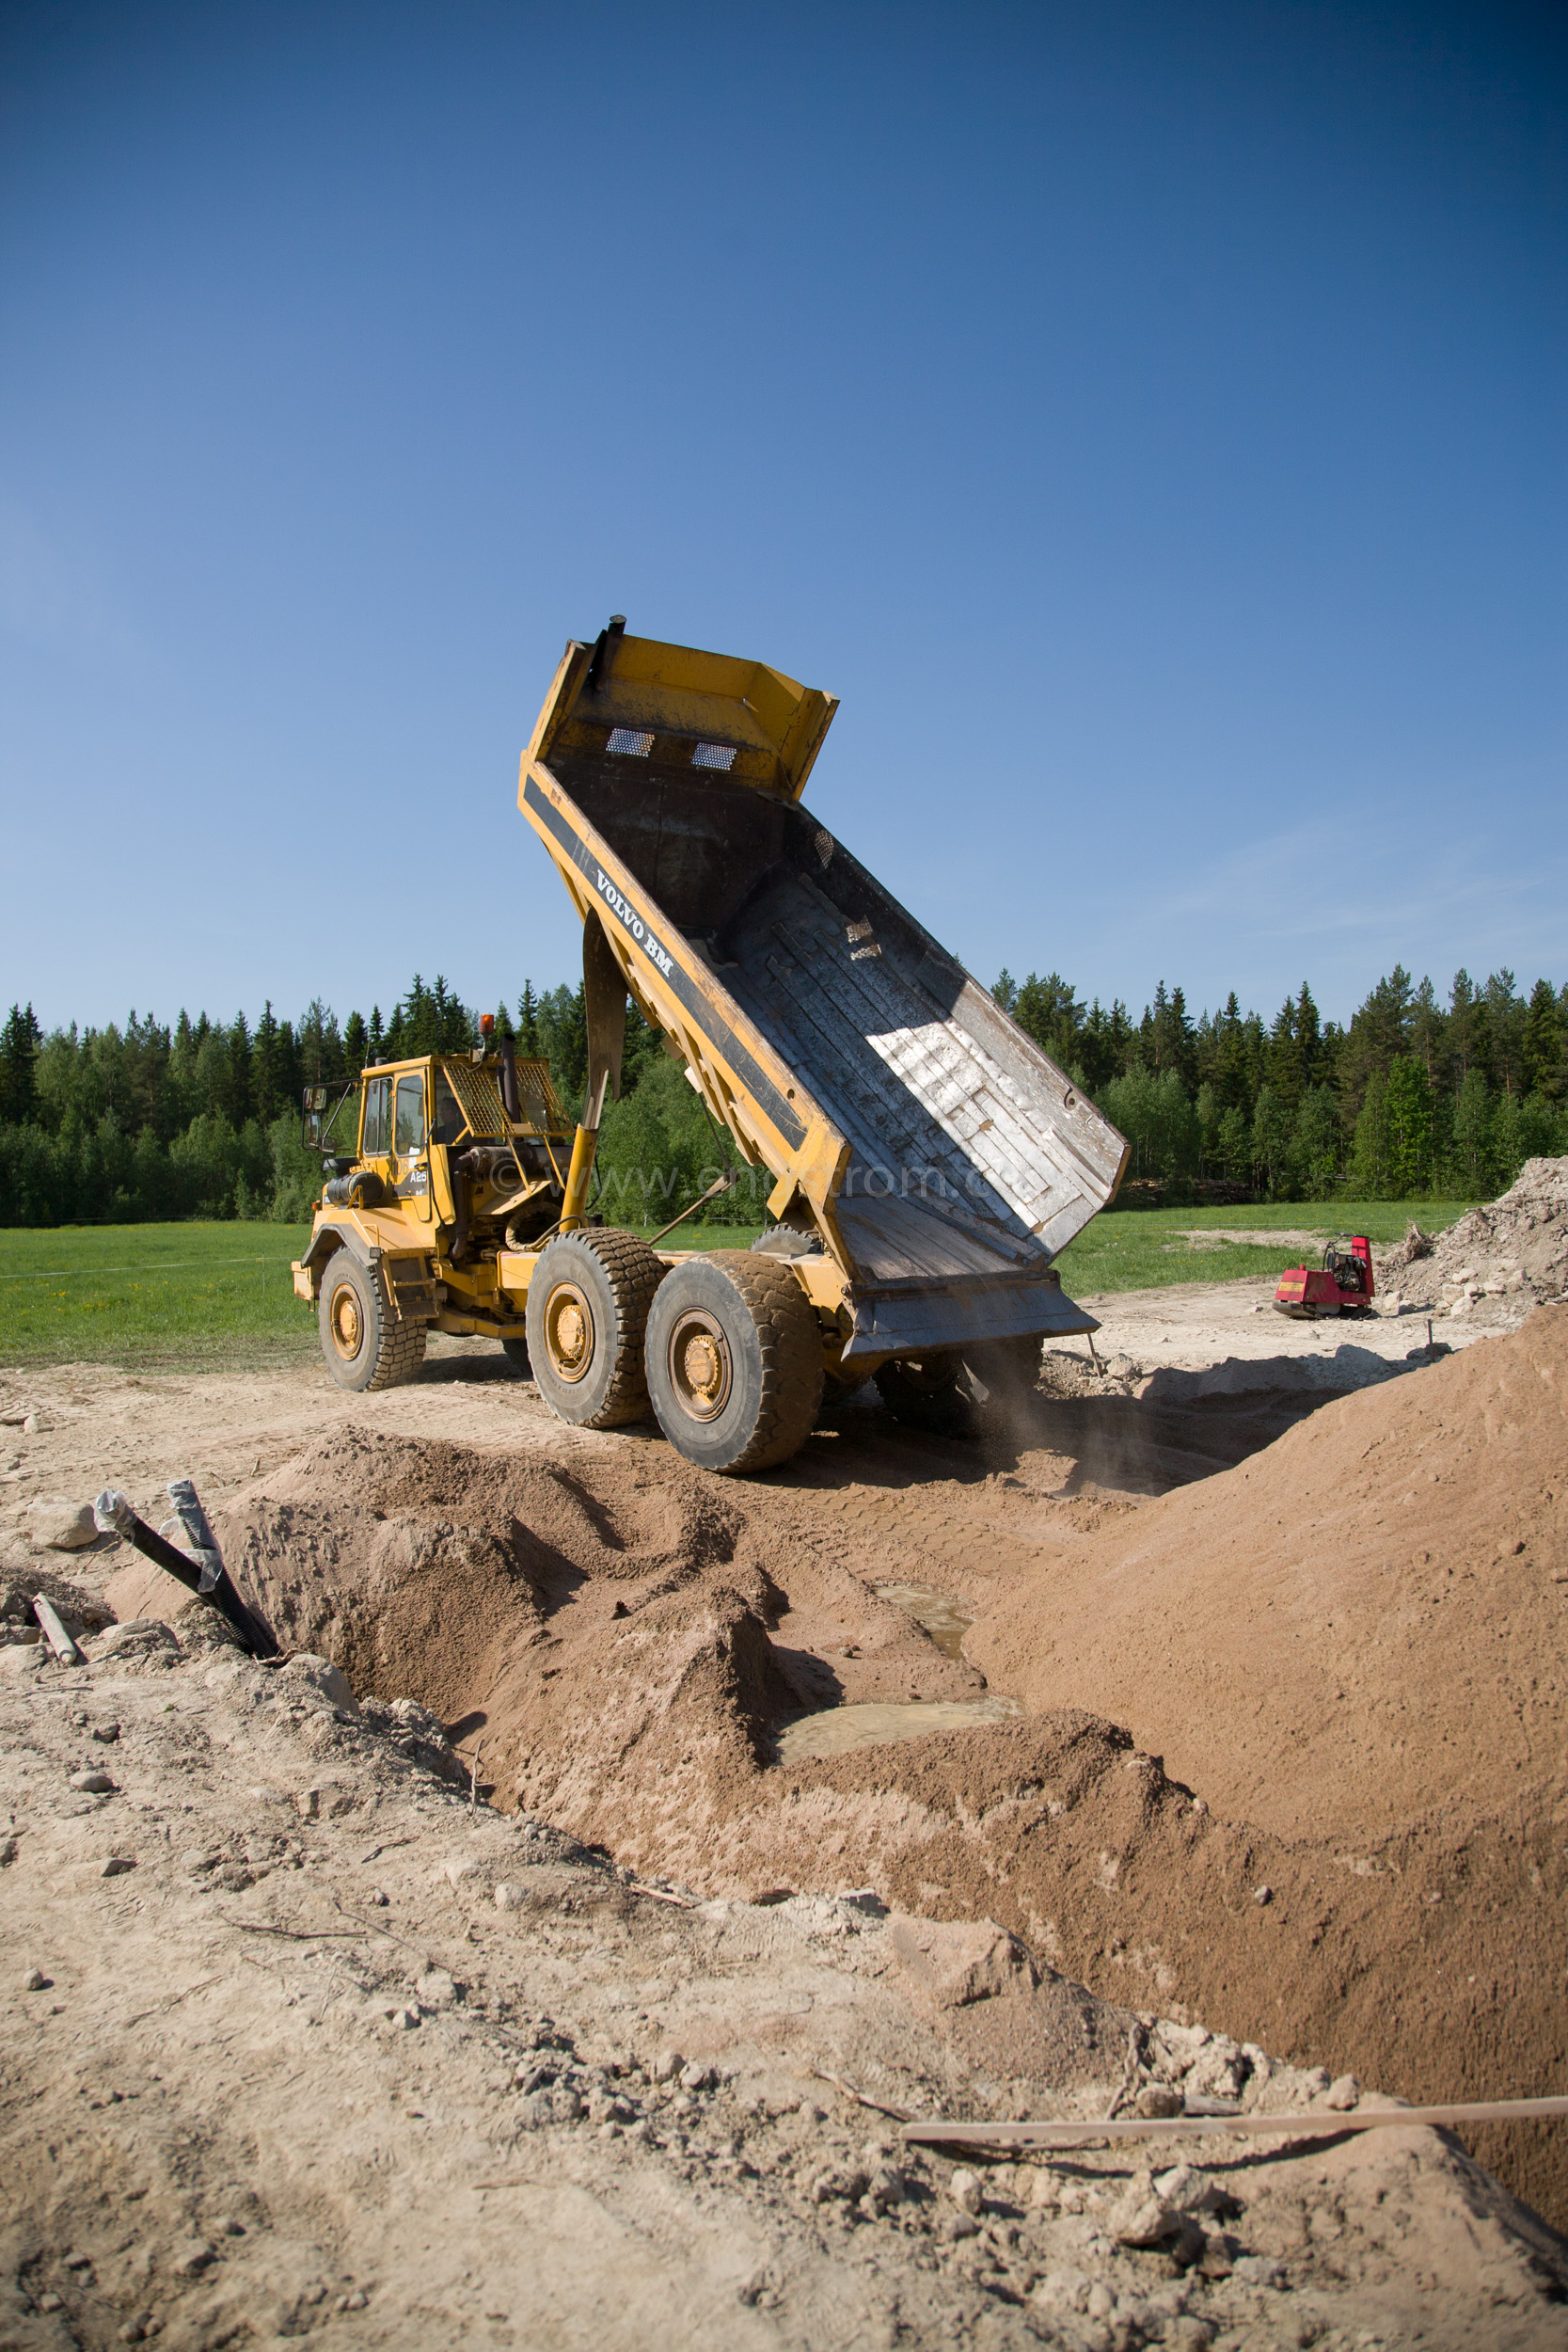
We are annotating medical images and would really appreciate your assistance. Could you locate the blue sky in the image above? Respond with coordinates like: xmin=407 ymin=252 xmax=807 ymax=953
xmin=2 ymin=0 xmax=1562 ymax=1039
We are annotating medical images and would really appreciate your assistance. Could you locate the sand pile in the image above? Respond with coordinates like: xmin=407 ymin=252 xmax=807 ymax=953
xmin=1380 ymin=1154 xmax=1568 ymax=1319
xmin=205 ymin=1320 xmax=1568 ymax=2223
xmin=966 ymin=1306 xmax=1568 ymax=1841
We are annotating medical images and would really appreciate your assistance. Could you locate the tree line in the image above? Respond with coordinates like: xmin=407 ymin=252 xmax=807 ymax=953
xmin=0 ymin=961 xmax=1563 ymax=1228
xmin=993 ymin=964 xmax=1568 ymax=1202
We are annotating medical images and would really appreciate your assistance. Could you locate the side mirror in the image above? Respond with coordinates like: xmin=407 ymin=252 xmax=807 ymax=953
xmin=302 ymin=1085 xmax=329 ymax=1148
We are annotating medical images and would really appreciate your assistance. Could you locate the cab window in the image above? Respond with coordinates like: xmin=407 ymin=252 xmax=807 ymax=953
xmin=361 ymin=1077 xmax=390 ymax=1155
xmin=394 ymin=1073 xmax=426 ymax=1153
xmin=432 ymin=1071 xmax=465 ymax=1147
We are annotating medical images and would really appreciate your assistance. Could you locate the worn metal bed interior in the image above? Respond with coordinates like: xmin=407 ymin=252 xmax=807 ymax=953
xmin=556 ymin=760 xmax=1099 ymax=1286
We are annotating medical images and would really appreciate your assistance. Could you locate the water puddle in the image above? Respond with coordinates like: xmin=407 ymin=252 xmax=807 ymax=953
xmin=775 ymin=1694 xmax=1020 ymax=1765
xmin=871 ymin=1581 xmax=974 ymax=1660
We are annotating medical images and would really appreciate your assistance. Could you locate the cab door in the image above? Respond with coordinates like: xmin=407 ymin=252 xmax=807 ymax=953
xmin=388 ymin=1067 xmax=436 ymax=1227
xmin=360 ymin=1073 xmax=393 ymax=1196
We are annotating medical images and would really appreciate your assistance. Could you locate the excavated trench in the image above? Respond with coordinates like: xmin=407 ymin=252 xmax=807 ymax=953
xmin=196 ymin=1309 xmax=1568 ymax=2232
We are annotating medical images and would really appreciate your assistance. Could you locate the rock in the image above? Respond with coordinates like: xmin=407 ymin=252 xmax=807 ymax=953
xmin=1155 ymin=2166 xmax=1241 ymax=2219
xmin=940 ymin=2210 xmax=979 ymax=2241
xmin=279 ymin=1653 xmax=357 ymax=1712
xmin=1105 ymin=2172 xmax=1183 ymax=2249
xmin=1324 ymin=2073 xmax=1360 ymax=2110
xmin=811 ymin=2164 xmax=869 ymax=2204
xmin=885 ymin=1915 xmax=1040 ymax=2012
xmin=679 ymin=2060 xmax=717 ymax=2092
xmin=651 ymin=2049 xmax=685 ymax=2082
xmin=89 ymin=1619 xmax=181 ymax=1659
xmin=169 ymin=2238 xmax=217 ymax=2277
xmin=98 ymin=1855 xmax=135 ymax=1877
xmin=494 ymin=1883 xmax=526 ymax=1911
xmin=1034 ymin=2268 xmax=1091 ymax=2313
xmin=443 ymin=1857 xmax=483 ymax=1890
xmin=415 ymin=1969 xmax=457 ymax=2008
xmin=25 ymin=1498 xmax=98 ymax=1550
xmin=1186 ymin=2036 xmax=1248 ymax=2101
xmin=1167 ymin=2322 xmax=1215 ymax=2351
xmin=91 ymin=1722 xmax=120 ymax=1743
xmin=1135 ymin=2083 xmax=1185 ymax=2119
xmin=865 ymin=2163 xmax=908 ymax=2211
xmin=23 ymin=1966 xmax=47 ymax=1991
xmin=0 ymin=1641 xmax=44 ymax=1677
xmin=119 ymin=2316 xmax=152 ymax=2344
xmin=69 ymin=1769 xmax=116 ymax=1794
xmin=947 ymin=2166 xmax=983 ymax=2216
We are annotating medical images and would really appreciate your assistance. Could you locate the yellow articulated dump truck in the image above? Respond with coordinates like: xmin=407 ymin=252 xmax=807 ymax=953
xmin=293 ymin=619 xmax=1128 ymax=1473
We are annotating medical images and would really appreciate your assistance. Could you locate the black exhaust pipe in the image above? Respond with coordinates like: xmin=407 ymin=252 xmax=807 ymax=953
xmin=94 ymin=1485 xmax=279 ymax=1660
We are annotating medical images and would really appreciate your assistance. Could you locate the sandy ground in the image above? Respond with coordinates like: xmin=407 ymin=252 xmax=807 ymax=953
xmin=1076 ymin=1277 xmax=1506 ymax=1391
xmin=3 ymin=1278 xmax=1567 ymax=2344
xmin=3 ymin=1628 xmax=1564 ymax=2351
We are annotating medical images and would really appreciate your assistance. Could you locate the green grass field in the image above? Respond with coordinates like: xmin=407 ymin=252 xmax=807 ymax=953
xmin=0 ymin=1200 xmax=1478 ymax=1369
xmin=0 ymin=1223 xmax=318 ymax=1368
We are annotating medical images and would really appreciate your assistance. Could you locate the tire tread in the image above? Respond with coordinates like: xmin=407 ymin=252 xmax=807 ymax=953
xmin=697 ymin=1250 xmax=824 ymax=1472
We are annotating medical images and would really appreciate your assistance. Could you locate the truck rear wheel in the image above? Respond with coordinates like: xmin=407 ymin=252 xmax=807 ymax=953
xmin=318 ymin=1248 xmax=428 ymax=1392
xmin=525 ymin=1229 xmax=665 ymax=1429
xmin=644 ymin=1251 xmax=824 ymax=1474
xmin=875 ymin=1355 xmax=973 ymax=1438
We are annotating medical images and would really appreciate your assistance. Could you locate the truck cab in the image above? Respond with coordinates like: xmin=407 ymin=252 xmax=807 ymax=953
xmin=292 ymin=1041 xmax=576 ymax=1390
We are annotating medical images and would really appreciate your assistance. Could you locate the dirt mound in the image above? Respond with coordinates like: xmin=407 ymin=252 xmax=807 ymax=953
xmin=1381 ymin=1155 xmax=1568 ymax=1318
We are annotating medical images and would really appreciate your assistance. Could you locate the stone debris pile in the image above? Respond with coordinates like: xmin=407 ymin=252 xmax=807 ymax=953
xmin=1379 ymin=1153 xmax=1568 ymax=1320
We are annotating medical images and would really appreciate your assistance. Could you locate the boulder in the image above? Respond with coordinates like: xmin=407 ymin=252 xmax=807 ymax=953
xmin=25 ymin=1498 xmax=98 ymax=1551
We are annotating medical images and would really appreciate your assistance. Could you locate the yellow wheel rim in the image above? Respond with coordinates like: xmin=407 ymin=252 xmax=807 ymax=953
xmin=668 ymin=1308 xmax=732 ymax=1422
xmin=544 ymin=1280 xmax=595 ymax=1384
xmin=329 ymin=1285 xmax=362 ymax=1359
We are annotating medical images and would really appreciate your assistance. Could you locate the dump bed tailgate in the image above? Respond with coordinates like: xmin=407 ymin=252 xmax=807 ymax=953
xmin=521 ymin=627 xmax=1127 ymax=1359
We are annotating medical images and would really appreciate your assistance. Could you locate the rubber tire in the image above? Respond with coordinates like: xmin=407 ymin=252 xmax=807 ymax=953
xmin=875 ymin=1355 xmax=974 ymax=1438
xmin=500 ymin=1335 xmax=532 ymax=1377
xmin=318 ymin=1248 xmax=428 ymax=1393
xmin=525 ymin=1228 xmax=666 ymax=1429
xmin=644 ymin=1250 xmax=824 ymax=1474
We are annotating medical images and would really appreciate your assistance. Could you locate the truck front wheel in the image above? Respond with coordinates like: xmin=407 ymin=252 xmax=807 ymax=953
xmin=525 ymin=1229 xmax=665 ymax=1429
xmin=318 ymin=1248 xmax=427 ymax=1391
xmin=644 ymin=1251 xmax=824 ymax=1474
